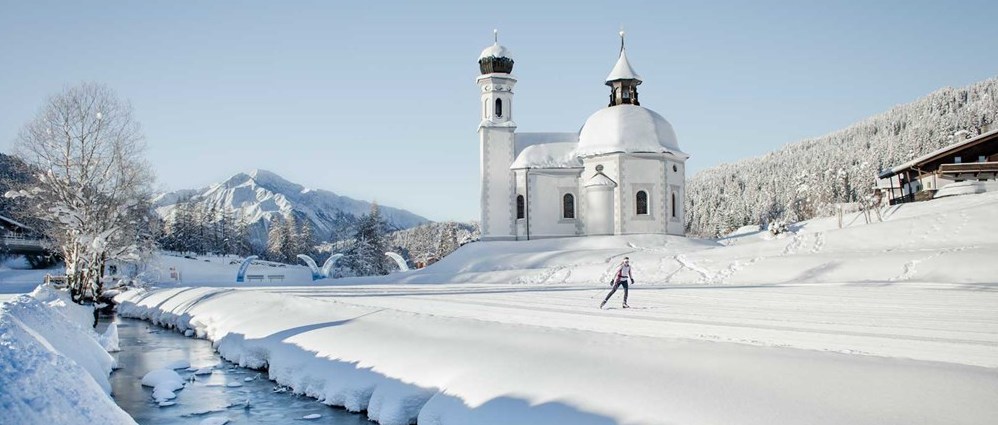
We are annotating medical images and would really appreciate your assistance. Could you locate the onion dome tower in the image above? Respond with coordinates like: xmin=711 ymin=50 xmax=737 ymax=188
xmin=479 ymin=30 xmax=514 ymax=74
xmin=606 ymin=31 xmax=642 ymax=107
xmin=477 ymin=30 xmax=518 ymax=241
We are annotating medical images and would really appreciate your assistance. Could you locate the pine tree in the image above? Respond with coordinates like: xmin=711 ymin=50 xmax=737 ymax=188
xmin=266 ymin=216 xmax=289 ymax=262
xmin=344 ymin=203 xmax=389 ymax=276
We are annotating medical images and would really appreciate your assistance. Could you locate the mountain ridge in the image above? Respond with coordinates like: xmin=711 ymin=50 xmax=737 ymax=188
xmin=154 ymin=169 xmax=430 ymax=246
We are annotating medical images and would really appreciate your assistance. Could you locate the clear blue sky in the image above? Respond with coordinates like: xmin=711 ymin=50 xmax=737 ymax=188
xmin=1 ymin=0 xmax=996 ymax=221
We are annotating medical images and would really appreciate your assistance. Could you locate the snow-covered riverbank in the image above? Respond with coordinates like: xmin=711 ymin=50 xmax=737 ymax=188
xmin=115 ymin=283 xmax=998 ymax=425
xmin=0 ymin=286 xmax=134 ymax=425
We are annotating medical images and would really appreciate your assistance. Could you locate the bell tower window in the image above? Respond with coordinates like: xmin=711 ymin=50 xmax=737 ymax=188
xmin=495 ymin=98 xmax=503 ymax=118
xmin=516 ymin=195 xmax=524 ymax=219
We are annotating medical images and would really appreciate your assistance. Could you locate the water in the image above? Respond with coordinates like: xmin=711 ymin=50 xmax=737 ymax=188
xmin=109 ymin=317 xmax=370 ymax=424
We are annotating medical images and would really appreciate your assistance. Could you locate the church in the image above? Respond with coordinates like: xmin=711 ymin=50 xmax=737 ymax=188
xmin=477 ymin=32 xmax=689 ymax=241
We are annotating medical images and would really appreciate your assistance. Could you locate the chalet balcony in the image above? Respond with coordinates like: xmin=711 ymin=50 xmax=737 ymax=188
xmin=937 ymin=161 xmax=998 ymax=176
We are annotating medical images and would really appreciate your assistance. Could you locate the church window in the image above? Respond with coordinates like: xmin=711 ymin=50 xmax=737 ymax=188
xmin=516 ymin=195 xmax=524 ymax=219
xmin=563 ymin=193 xmax=575 ymax=219
xmin=495 ymin=98 xmax=503 ymax=118
xmin=622 ymin=88 xmax=630 ymax=100
xmin=671 ymin=193 xmax=677 ymax=218
xmin=636 ymin=191 xmax=648 ymax=215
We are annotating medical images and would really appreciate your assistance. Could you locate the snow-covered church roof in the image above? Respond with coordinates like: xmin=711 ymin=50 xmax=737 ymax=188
xmin=479 ymin=43 xmax=512 ymax=60
xmin=511 ymin=133 xmax=582 ymax=169
xmin=576 ymin=104 xmax=686 ymax=158
xmin=605 ymin=49 xmax=641 ymax=83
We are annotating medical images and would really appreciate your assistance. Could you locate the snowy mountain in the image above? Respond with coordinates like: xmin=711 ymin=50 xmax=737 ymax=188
xmin=686 ymin=77 xmax=998 ymax=237
xmin=153 ymin=169 xmax=430 ymax=246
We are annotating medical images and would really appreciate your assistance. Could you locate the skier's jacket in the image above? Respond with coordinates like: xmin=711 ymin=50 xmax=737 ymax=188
xmin=613 ymin=264 xmax=634 ymax=284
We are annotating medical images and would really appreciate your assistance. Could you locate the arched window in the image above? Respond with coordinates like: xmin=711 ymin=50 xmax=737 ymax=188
xmin=516 ymin=195 xmax=524 ymax=219
xmin=671 ymin=193 xmax=677 ymax=218
xmin=495 ymin=98 xmax=503 ymax=118
xmin=562 ymin=193 xmax=575 ymax=219
xmin=636 ymin=191 xmax=648 ymax=215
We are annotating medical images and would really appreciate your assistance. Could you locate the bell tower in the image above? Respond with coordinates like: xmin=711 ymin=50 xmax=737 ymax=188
xmin=477 ymin=30 xmax=518 ymax=241
xmin=606 ymin=31 xmax=642 ymax=107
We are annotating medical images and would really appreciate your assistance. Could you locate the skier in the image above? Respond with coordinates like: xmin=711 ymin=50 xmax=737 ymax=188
xmin=600 ymin=257 xmax=634 ymax=309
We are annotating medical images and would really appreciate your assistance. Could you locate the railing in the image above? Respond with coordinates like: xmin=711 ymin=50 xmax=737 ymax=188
xmin=938 ymin=162 xmax=998 ymax=174
xmin=0 ymin=232 xmax=48 ymax=253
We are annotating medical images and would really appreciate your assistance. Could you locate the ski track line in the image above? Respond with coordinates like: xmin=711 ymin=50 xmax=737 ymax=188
xmin=317 ymin=292 xmax=998 ymax=348
xmin=427 ymin=289 xmax=998 ymax=336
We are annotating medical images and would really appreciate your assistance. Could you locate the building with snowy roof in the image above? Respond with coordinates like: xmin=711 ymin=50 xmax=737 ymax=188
xmin=877 ymin=127 xmax=998 ymax=204
xmin=477 ymin=32 xmax=689 ymax=241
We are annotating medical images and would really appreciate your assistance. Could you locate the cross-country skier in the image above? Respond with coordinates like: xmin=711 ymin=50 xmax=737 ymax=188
xmin=600 ymin=257 xmax=634 ymax=309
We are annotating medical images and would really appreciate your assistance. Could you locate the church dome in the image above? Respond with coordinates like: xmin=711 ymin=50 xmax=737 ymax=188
xmin=479 ymin=42 xmax=514 ymax=74
xmin=576 ymin=104 xmax=683 ymax=157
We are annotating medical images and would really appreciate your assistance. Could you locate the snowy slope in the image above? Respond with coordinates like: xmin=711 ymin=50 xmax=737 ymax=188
xmin=1 ymin=286 xmax=134 ymax=425
xmin=153 ymin=169 xmax=429 ymax=242
xmin=685 ymin=77 xmax=998 ymax=237
xmin=115 ymin=192 xmax=998 ymax=425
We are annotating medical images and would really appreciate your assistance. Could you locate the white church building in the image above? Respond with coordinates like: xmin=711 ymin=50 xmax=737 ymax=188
xmin=478 ymin=33 xmax=689 ymax=241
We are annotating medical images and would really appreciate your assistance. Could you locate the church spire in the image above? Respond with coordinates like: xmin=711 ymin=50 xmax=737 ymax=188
xmin=605 ymin=30 xmax=642 ymax=107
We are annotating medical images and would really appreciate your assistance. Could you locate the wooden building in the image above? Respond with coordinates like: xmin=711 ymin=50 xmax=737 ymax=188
xmin=878 ymin=128 xmax=998 ymax=204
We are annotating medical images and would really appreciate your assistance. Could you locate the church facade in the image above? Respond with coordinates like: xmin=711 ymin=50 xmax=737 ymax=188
xmin=477 ymin=33 xmax=689 ymax=241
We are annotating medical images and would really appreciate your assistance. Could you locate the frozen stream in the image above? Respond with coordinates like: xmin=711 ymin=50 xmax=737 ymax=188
xmin=109 ymin=317 xmax=370 ymax=424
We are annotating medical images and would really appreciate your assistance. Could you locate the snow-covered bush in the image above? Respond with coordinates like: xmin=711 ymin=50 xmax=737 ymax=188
xmin=768 ymin=220 xmax=790 ymax=236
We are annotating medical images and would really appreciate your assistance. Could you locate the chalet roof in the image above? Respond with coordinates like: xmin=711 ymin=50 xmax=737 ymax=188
xmin=878 ymin=128 xmax=998 ymax=179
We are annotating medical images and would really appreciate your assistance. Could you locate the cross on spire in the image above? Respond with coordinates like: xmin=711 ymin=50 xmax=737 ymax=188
xmin=619 ymin=28 xmax=625 ymax=52
xmin=494 ymin=28 xmax=499 ymax=44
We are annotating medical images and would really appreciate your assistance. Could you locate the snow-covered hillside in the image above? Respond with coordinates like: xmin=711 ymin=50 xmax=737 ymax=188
xmin=153 ymin=169 xmax=429 ymax=244
xmin=113 ymin=192 xmax=998 ymax=425
xmin=687 ymin=76 xmax=998 ymax=236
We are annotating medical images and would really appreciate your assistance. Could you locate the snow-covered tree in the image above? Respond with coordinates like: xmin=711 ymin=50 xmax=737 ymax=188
xmin=343 ymin=203 xmax=390 ymax=276
xmin=266 ymin=216 xmax=290 ymax=262
xmin=5 ymin=82 xmax=156 ymax=303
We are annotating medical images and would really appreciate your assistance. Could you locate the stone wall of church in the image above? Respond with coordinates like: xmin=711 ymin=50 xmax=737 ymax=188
xmin=618 ymin=155 xmax=668 ymax=235
xmin=480 ymin=126 xmax=517 ymax=241
xmin=666 ymin=160 xmax=686 ymax=235
xmin=514 ymin=169 xmax=581 ymax=239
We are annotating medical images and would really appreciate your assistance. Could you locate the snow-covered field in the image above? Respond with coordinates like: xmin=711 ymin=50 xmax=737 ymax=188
xmin=111 ymin=192 xmax=998 ymax=424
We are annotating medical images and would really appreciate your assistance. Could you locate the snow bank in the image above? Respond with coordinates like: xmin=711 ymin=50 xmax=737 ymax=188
xmin=142 ymin=368 xmax=185 ymax=403
xmin=116 ymin=287 xmax=998 ymax=425
xmin=0 ymin=286 xmax=135 ymax=425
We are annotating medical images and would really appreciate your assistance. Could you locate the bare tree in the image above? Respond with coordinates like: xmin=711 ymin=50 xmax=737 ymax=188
xmin=5 ymin=82 xmax=156 ymax=304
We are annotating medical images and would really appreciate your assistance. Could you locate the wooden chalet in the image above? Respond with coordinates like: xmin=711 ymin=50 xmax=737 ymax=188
xmin=878 ymin=128 xmax=998 ymax=204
